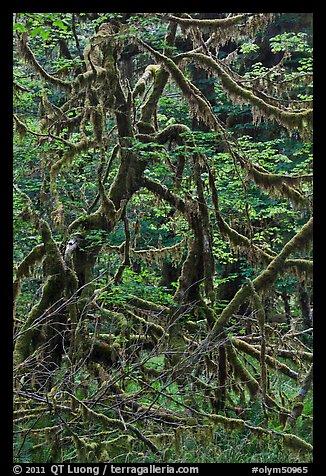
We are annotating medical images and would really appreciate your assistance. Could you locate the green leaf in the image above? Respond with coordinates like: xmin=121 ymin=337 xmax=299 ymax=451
xmin=53 ymin=20 xmax=68 ymax=30
xmin=13 ymin=23 xmax=26 ymax=33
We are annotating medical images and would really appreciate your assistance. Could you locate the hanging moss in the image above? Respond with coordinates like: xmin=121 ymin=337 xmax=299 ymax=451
xmin=17 ymin=33 xmax=71 ymax=92
xmin=245 ymin=164 xmax=309 ymax=207
xmin=50 ymin=138 xmax=92 ymax=188
xmin=91 ymin=104 xmax=105 ymax=144
xmin=13 ymin=243 xmax=45 ymax=304
xmin=285 ymin=259 xmax=313 ymax=276
xmin=51 ymin=200 xmax=65 ymax=227
xmin=135 ymin=38 xmax=220 ymax=132
xmin=73 ymin=435 xmax=100 ymax=463
xmin=13 ymin=114 xmax=28 ymax=140
xmin=177 ymin=52 xmax=312 ymax=138
xmin=209 ymin=212 xmax=311 ymax=345
xmin=132 ymin=239 xmax=186 ymax=268
xmin=167 ymin=13 xmax=249 ymax=31
xmin=210 ymin=182 xmax=312 ymax=277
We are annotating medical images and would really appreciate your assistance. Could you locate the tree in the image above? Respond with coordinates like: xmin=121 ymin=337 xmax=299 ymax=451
xmin=13 ymin=12 xmax=313 ymax=463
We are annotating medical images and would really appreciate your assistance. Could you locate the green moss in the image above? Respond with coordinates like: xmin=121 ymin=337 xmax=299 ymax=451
xmin=178 ymin=52 xmax=312 ymax=138
xmin=14 ymin=244 xmax=45 ymax=302
xmin=232 ymin=338 xmax=298 ymax=380
xmin=208 ymin=413 xmax=245 ymax=431
xmin=167 ymin=13 xmax=248 ymax=30
xmin=227 ymin=343 xmax=260 ymax=398
xmin=282 ymin=434 xmax=313 ymax=454
xmin=17 ymin=33 xmax=71 ymax=91
xmin=133 ymin=64 xmax=161 ymax=98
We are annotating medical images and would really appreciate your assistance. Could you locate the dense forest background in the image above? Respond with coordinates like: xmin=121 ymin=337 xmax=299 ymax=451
xmin=13 ymin=12 xmax=313 ymax=463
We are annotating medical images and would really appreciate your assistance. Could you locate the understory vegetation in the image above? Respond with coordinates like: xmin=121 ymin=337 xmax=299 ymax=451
xmin=13 ymin=12 xmax=313 ymax=463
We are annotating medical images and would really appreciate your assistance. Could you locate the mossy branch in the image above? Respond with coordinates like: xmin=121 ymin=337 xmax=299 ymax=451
xmin=243 ymin=159 xmax=310 ymax=207
xmin=206 ymin=411 xmax=312 ymax=454
xmin=286 ymin=364 xmax=313 ymax=429
xmin=135 ymin=38 xmax=221 ymax=132
xmin=142 ymin=177 xmax=187 ymax=213
xmin=13 ymin=244 xmax=45 ymax=304
xmin=227 ymin=343 xmax=260 ymax=398
xmin=139 ymin=20 xmax=177 ymax=128
xmin=133 ymin=64 xmax=161 ymax=99
xmin=17 ymin=33 xmax=71 ymax=91
xmin=248 ymin=281 xmax=268 ymax=399
xmin=176 ymin=52 xmax=312 ymax=138
xmin=231 ymin=338 xmax=298 ymax=380
xmin=14 ymin=221 xmax=67 ymax=365
xmin=209 ymin=217 xmax=312 ymax=338
xmin=68 ymin=393 xmax=162 ymax=455
xmin=166 ymin=13 xmax=249 ymax=30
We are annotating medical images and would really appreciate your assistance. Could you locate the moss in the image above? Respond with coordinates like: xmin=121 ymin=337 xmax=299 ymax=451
xmin=140 ymin=68 xmax=170 ymax=125
xmin=227 ymin=343 xmax=260 ymax=398
xmin=50 ymin=138 xmax=92 ymax=187
xmin=282 ymin=434 xmax=313 ymax=454
xmin=40 ymin=220 xmax=66 ymax=275
xmin=122 ymin=308 xmax=165 ymax=339
xmin=286 ymin=364 xmax=313 ymax=428
xmin=71 ymin=395 xmax=161 ymax=455
xmin=178 ymin=52 xmax=312 ymax=138
xmin=285 ymin=259 xmax=313 ymax=276
xmin=17 ymin=33 xmax=71 ymax=92
xmin=167 ymin=13 xmax=249 ymax=31
xmin=142 ymin=177 xmax=187 ymax=214
xmin=137 ymin=121 xmax=156 ymax=134
xmin=174 ymin=236 xmax=203 ymax=303
xmin=131 ymin=239 xmax=186 ymax=268
xmin=155 ymin=123 xmax=190 ymax=144
xmin=212 ymin=283 xmax=252 ymax=338
xmin=133 ymin=64 xmax=161 ymax=98
xmin=232 ymin=338 xmax=298 ymax=380
xmin=167 ymin=320 xmax=187 ymax=367
xmin=208 ymin=413 xmax=245 ymax=431
xmin=247 ymin=164 xmax=309 ymax=207
xmin=98 ymin=339 xmax=121 ymax=362
xmin=13 ymin=243 xmax=45 ymax=303
xmin=13 ymin=114 xmax=28 ymax=140
xmin=136 ymin=39 xmax=219 ymax=131
xmin=91 ymin=105 xmax=104 ymax=144
xmin=14 ymin=221 xmax=68 ymax=365
xmin=96 ymin=308 xmax=128 ymax=331
xmin=14 ymin=274 xmax=64 ymax=365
